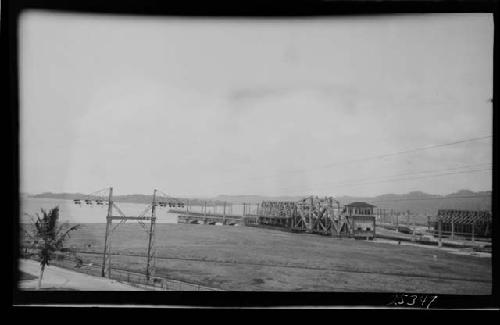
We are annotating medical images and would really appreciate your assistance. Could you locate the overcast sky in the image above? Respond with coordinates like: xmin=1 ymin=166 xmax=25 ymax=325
xmin=20 ymin=12 xmax=493 ymax=197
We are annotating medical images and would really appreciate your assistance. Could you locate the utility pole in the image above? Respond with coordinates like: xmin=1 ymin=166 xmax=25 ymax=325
xmin=471 ymin=221 xmax=475 ymax=243
xmin=223 ymin=202 xmax=226 ymax=225
xmin=145 ymin=189 xmax=157 ymax=281
xmin=412 ymin=216 xmax=416 ymax=242
xmin=438 ymin=218 xmax=442 ymax=247
xmin=309 ymin=196 xmax=314 ymax=231
xmin=101 ymin=187 xmax=113 ymax=277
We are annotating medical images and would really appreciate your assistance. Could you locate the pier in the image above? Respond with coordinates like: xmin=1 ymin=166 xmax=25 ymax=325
xmin=173 ymin=210 xmax=243 ymax=226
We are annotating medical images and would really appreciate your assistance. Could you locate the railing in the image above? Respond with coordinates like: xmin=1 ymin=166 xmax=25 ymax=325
xmin=102 ymin=268 xmax=221 ymax=291
xmin=19 ymin=249 xmax=221 ymax=291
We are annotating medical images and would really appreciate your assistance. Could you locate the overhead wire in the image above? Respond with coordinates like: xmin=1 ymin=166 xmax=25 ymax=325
xmin=231 ymin=162 xmax=492 ymax=196
xmin=217 ymin=135 xmax=492 ymax=186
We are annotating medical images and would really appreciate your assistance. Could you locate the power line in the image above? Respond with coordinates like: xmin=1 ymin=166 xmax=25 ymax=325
xmin=302 ymin=162 xmax=492 ymax=189
xmin=156 ymin=189 xmax=185 ymax=203
xmin=82 ymin=187 xmax=111 ymax=199
xmin=329 ymin=168 xmax=491 ymax=189
xmin=369 ymin=194 xmax=491 ymax=203
xmin=231 ymin=162 xmax=491 ymax=196
xmin=252 ymin=167 xmax=491 ymax=197
xmin=219 ymin=134 xmax=492 ymax=185
xmin=318 ymin=135 xmax=492 ymax=170
xmin=314 ymin=166 xmax=492 ymax=190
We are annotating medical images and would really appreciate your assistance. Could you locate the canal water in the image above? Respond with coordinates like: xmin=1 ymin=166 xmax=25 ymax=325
xmin=20 ymin=197 xmax=257 ymax=224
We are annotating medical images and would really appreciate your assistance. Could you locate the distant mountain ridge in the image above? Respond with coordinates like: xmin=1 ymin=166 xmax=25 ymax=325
xmin=29 ymin=192 xmax=228 ymax=206
xmin=29 ymin=190 xmax=491 ymax=214
xmin=334 ymin=190 xmax=491 ymax=215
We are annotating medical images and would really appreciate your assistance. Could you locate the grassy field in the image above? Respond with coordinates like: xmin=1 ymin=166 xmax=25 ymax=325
xmin=20 ymin=223 xmax=491 ymax=293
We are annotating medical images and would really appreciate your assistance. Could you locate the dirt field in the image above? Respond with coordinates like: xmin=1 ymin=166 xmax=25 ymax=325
xmin=20 ymin=223 xmax=491 ymax=293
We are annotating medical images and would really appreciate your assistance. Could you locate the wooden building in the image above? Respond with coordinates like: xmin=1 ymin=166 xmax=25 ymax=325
xmin=432 ymin=209 xmax=492 ymax=239
xmin=343 ymin=202 xmax=376 ymax=239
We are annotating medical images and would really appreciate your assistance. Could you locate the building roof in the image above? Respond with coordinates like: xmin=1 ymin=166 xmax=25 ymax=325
xmin=345 ymin=202 xmax=376 ymax=208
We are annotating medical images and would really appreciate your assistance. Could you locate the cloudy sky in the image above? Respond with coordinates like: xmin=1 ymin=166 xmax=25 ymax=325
xmin=20 ymin=12 xmax=493 ymax=197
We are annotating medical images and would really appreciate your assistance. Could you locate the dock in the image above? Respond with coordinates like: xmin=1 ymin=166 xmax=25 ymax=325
xmin=173 ymin=210 xmax=243 ymax=226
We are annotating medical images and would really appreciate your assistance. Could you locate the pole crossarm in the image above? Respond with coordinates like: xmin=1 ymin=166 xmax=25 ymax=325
xmin=100 ymin=187 xmax=159 ymax=281
xmin=107 ymin=216 xmax=153 ymax=220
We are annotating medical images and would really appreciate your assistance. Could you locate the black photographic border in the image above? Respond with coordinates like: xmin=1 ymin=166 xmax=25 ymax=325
xmin=5 ymin=0 xmax=498 ymax=309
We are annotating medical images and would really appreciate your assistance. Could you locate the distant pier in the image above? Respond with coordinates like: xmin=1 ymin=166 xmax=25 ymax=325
xmin=172 ymin=210 xmax=243 ymax=226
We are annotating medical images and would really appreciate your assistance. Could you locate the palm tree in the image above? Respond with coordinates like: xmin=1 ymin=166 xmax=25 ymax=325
xmin=24 ymin=206 xmax=80 ymax=289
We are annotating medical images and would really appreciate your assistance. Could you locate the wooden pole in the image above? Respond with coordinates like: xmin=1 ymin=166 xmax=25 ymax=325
xmin=145 ymin=189 xmax=157 ymax=281
xmin=101 ymin=187 xmax=113 ymax=277
xmin=412 ymin=217 xmax=416 ymax=242
xmin=309 ymin=197 xmax=314 ymax=231
xmin=223 ymin=202 xmax=226 ymax=225
xmin=472 ymin=221 xmax=475 ymax=243
xmin=438 ymin=219 xmax=442 ymax=247
xmin=451 ymin=220 xmax=455 ymax=240
xmin=107 ymin=241 xmax=112 ymax=278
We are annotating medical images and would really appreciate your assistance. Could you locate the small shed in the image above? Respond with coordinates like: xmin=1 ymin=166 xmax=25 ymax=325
xmin=343 ymin=202 xmax=376 ymax=239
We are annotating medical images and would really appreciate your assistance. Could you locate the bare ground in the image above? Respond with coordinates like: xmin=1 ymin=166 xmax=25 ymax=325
xmin=18 ymin=259 xmax=144 ymax=291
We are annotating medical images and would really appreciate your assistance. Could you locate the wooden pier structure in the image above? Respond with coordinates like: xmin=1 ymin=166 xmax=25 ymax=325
xmin=172 ymin=197 xmax=376 ymax=240
xmin=243 ymin=197 xmax=376 ymax=240
xmin=174 ymin=210 xmax=243 ymax=226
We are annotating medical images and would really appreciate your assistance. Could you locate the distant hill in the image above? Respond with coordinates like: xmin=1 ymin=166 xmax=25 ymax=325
xmin=335 ymin=190 xmax=491 ymax=215
xmin=29 ymin=189 xmax=491 ymax=215
xmin=29 ymin=192 xmax=227 ymax=206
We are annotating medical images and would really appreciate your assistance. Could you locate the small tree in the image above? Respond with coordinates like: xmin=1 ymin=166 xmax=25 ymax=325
xmin=24 ymin=206 xmax=80 ymax=289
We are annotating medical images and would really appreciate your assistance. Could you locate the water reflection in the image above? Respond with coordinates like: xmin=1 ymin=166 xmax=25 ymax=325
xmin=20 ymin=197 xmax=257 ymax=224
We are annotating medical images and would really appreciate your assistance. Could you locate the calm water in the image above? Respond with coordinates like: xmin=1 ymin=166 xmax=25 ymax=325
xmin=20 ymin=197 xmax=257 ymax=224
